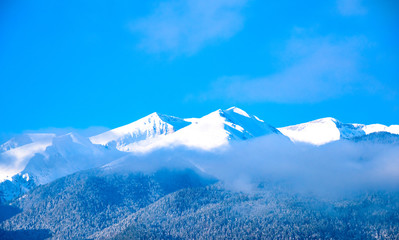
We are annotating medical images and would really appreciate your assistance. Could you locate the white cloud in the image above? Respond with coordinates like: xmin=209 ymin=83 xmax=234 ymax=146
xmin=24 ymin=126 xmax=110 ymax=138
xmin=337 ymin=0 xmax=367 ymax=16
xmin=109 ymin=135 xmax=399 ymax=195
xmin=203 ymin=35 xmax=382 ymax=103
xmin=131 ymin=0 xmax=247 ymax=55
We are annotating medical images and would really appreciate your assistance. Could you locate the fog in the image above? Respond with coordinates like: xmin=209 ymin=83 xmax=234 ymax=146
xmin=108 ymin=135 xmax=399 ymax=196
xmin=203 ymin=136 xmax=399 ymax=195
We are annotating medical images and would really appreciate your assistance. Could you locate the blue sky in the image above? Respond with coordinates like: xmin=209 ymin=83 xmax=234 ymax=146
xmin=0 ymin=0 xmax=398 ymax=138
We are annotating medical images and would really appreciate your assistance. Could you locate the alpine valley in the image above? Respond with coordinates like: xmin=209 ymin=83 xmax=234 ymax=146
xmin=1 ymin=107 xmax=399 ymax=240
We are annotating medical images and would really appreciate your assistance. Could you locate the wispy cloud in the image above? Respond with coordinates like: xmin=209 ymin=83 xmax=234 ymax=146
xmin=203 ymin=34 xmax=383 ymax=103
xmin=131 ymin=0 xmax=247 ymax=55
xmin=23 ymin=127 xmax=110 ymax=138
xmin=337 ymin=0 xmax=367 ymax=16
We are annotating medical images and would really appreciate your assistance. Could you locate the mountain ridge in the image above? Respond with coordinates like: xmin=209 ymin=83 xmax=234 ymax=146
xmin=89 ymin=112 xmax=191 ymax=151
xmin=1 ymin=107 xmax=398 ymax=204
xmin=278 ymin=117 xmax=399 ymax=145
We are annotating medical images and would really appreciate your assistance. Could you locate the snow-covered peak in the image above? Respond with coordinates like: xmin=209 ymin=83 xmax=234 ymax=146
xmin=306 ymin=117 xmax=338 ymax=125
xmin=1 ymin=108 xmax=277 ymax=185
xmin=125 ymin=107 xmax=281 ymax=152
xmin=0 ymin=131 xmax=126 ymax=202
xmin=53 ymin=132 xmax=96 ymax=151
xmin=1 ymin=108 xmax=397 ymax=203
xmin=278 ymin=117 xmax=365 ymax=145
xmin=360 ymin=124 xmax=399 ymax=135
xmin=0 ymin=133 xmax=55 ymax=153
xmin=279 ymin=117 xmax=399 ymax=145
xmin=0 ymin=132 xmax=109 ymax=183
xmin=226 ymin=106 xmax=251 ymax=118
xmin=20 ymin=132 xmax=122 ymax=185
xmin=89 ymin=112 xmax=190 ymax=151
xmin=0 ymin=134 xmax=55 ymax=182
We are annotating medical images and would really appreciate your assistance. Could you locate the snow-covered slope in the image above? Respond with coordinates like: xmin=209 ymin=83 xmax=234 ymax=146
xmin=0 ymin=134 xmax=55 ymax=181
xmin=0 ymin=132 xmax=124 ymax=203
xmin=123 ymin=107 xmax=281 ymax=152
xmin=0 ymin=132 xmax=124 ymax=184
xmin=359 ymin=124 xmax=399 ymax=135
xmin=0 ymin=133 xmax=55 ymax=153
xmin=278 ymin=118 xmax=399 ymax=145
xmin=21 ymin=132 xmax=123 ymax=185
xmin=90 ymin=112 xmax=191 ymax=151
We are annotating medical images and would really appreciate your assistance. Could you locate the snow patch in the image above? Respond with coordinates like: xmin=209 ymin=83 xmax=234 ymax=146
xmin=226 ymin=106 xmax=250 ymax=118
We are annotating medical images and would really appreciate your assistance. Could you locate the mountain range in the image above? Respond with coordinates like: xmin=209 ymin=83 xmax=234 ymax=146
xmin=1 ymin=107 xmax=398 ymax=203
xmin=0 ymin=107 xmax=399 ymax=239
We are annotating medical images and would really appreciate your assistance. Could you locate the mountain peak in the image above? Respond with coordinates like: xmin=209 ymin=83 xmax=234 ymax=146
xmin=225 ymin=106 xmax=251 ymax=118
xmin=278 ymin=117 xmax=342 ymax=145
xmin=0 ymin=133 xmax=55 ymax=153
xmin=278 ymin=117 xmax=365 ymax=145
xmin=311 ymin=117 xmax=339 ymax=124
xmin=112 ymin=107 xmax=281 ymax=153
xmin=147 ymin=111 xmax=161 ymax=117
xmin=89 ymin=112 xmax=190 ymax=150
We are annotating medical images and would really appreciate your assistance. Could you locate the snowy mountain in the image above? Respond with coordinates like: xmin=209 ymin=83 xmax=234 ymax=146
xmin=89 ymin=112 xmax=191 ymax=151
xmin=1 ymin=108 xmax=397 ymax=204
xmin=358 ymin=124 xmax=399 ymax=135
xmin=0 ymin=112 xmax=192 ymax=184
xmin=0 ymin=133 xmax=55 ymax=153
xmin=0 ymin=133 xmax=56 ymax=181
xmin=20 ymin=132 xmax=123 ymax=185
xmin=278 ymin=117 xmax=399 ymax=145
xmin=0 ymin=107 xmax=280 ymax=203
xmin=0 ymin=133 xmax=123 ymax=203
xmin=1 ymin=108 xmax=399 ymax=239
xmin=117 ymin=107 xmax=281 ymax=152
